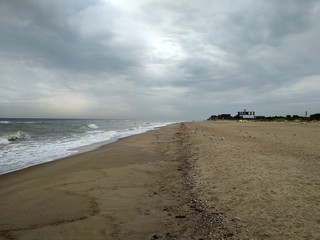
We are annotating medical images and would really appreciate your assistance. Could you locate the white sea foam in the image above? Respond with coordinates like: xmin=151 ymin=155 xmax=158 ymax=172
xmin=0 ymin=137 xmax=10 ymax=145
xmin=87 ymin=123 xmax=99 ymax=129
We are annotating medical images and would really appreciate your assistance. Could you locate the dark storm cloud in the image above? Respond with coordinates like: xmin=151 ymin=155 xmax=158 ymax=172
xmin=218 ymin=1 xmax=314 ymax=48
xmin=166 ymin=0 xmax=320 ymax=95
xmin=0 ymin=0 xmax=144 ymax=73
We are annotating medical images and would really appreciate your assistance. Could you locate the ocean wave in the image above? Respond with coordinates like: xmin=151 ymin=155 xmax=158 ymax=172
xmin=18 ymin=121 xmax=38 ymax=124
xmin=0 ymin=120 xmax=39 ymax=124
xmin=0 ymin=131 xmax=31 ymax=143
xmin=0 ymin=137 xmax=10 ymax=145
xmin=86 ymin=123 xmax=99 ymax=129
xmin=85 ymin=130 xmax=104 ymax=134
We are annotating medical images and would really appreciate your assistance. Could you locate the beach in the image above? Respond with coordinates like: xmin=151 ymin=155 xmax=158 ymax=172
xmin=0 ymin=121 xmax=319 ymax=239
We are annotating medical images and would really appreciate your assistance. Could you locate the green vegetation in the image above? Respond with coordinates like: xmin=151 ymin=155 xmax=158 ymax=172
xmin=208 ymin=113 xmax=320 ymax=122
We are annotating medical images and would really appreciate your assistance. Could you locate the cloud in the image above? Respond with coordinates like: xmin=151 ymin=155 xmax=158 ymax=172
xmin=0 ymin=0 xmax=320 ymax=119
xmin=271 ymin=75 xmax=320 ymax=98
xmin=0 ymin=0 xmax=146 ymax=73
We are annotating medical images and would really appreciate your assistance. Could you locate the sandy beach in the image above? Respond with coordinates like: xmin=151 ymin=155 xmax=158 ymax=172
xmin=0 ymin=121 xmax=319 ymax=240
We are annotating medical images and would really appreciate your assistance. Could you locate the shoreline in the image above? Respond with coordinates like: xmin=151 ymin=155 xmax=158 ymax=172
xmin=0 ymin=122 xmax=200 ymax=239
xmin=0 ymin=139 xmax=118 ymax=176
xmin=1 ymin=121 xmax=319 ymax=239
xmin=0 ymin=123 xmax=176 ymax=176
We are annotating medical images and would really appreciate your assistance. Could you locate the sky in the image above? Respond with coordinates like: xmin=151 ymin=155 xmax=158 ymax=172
xmin=0 ymin=0 xmax=319 ymax=120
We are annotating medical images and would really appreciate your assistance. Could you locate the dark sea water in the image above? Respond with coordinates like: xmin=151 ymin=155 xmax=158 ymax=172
xmin=0 ymin=119 xmax=175 ymax=175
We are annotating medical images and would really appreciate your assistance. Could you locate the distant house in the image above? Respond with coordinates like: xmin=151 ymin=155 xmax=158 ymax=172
xmin=238 ymin=109 xmax=255 ymax=119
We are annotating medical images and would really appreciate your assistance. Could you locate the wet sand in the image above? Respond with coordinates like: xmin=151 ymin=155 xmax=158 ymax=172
xmin=0 ymin=121 xmax=319 ymax=239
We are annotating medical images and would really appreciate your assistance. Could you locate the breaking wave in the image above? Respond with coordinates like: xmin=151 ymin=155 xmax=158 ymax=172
xmin=0 ymin=131 xmax=30 ymax=144
xmin=86 ymin=123 xmax=99 ymax=129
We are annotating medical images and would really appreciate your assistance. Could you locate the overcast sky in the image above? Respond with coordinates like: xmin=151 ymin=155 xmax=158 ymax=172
xmin=0 ymin=0 xmax=319 ymax=120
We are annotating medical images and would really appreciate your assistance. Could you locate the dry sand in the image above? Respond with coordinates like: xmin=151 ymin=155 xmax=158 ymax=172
xmin=0 ymin=121 xmax=319 ymax=240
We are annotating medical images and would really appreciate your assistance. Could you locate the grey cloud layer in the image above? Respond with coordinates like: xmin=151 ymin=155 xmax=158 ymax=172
xmin=0 ymin=0 xmax=145 ymax=73
xmin=1 ymin=0 xmax=319 ymax=119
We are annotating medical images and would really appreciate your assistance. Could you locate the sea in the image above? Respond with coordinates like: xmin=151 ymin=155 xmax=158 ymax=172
xmin=0 ymin=118 xmax=175 ymax=175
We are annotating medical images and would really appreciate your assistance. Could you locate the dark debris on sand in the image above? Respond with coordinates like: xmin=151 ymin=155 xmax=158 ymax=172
xmin=151 ymin=123 xmax=236 ymax=240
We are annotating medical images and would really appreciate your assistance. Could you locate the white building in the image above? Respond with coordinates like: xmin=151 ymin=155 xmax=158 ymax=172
xmin=238 ymin=109 xmax=255 ymax=119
